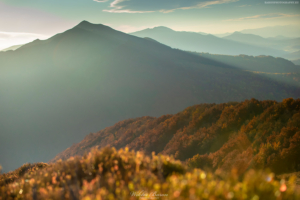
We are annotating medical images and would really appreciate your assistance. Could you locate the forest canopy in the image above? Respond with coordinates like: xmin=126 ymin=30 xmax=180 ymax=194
xmin=51 ymin=98 xmax=300 ymax=175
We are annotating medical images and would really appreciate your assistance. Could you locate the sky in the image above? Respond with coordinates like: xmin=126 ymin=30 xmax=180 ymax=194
xmin=0 ymin=0 xmax=300 ymax=50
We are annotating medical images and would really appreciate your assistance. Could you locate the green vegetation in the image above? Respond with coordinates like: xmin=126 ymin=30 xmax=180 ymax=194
xmin=1 ymin=147 xmax=299 ymax=200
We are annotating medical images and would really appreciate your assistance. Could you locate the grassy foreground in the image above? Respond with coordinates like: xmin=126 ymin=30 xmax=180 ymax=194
xmin=0 ymin=147 xmax=299 ymax=200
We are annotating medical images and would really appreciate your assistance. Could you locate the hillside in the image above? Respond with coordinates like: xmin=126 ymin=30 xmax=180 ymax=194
xmin=240 ymin=25 xmax=300 ymax=38
xmin=191 ymin=53 xmax=300 ymax=87
xmin=51 ymin=98 xmax=300 ymax=175
xmin=131 ymin=27 xmax=285 ymax=56
xmin=192 ymin=53 xmax=300 ymax=73
xmin=1 ymin=147 xmax=300 ymax=200
xmin=223 ymin=32 xmax=300 ymax=53
xmin=282 ymin=50 xmax=300 ymax=61
xmin=292 ymin=59 xmax=300 ymax=65
xmin=1 ymin=21 xmax=300 ymax=172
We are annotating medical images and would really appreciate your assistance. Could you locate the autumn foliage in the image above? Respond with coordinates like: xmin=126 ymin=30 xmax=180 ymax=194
xmin=51 ymin=98 xmax=300 ymax=175
xmin=1 ymin=147 xmax=299 ymax=200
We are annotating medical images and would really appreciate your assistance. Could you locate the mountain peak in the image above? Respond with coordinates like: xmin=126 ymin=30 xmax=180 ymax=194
xmin=232 ymin=31 xmax=243 ymax=35
xmin=76 ymin=20 xmax=99 ymax=28
xmin=77 ymin=20 xmax=93 ymax=26
xmin=152 ymin=26 xmax=174 ymax=31
xmin=75 ymin=21 xmax=112 ymax=31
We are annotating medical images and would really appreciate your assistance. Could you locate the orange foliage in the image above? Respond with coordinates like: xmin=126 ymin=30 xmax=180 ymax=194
xmin=51 ymin=98 xmax=300 ymax=175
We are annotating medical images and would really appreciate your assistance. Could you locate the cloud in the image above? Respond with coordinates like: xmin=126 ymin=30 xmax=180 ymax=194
xmin=224 ymin=13 xmax=300 ymax=21
xmin=237 ymin=4 xmax=251 ymax=7
xmin=95 ymin=0 xmax=239 ymax=13
xmin=93 ymin=0 xmax=110 ymax=2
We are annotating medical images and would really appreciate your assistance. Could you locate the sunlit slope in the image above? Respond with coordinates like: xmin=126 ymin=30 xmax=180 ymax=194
xmin=0 ymin=21 xmax=299 ymax=172
xmin=2 ymin=147 xmax=299 ymax=200
xmin=52 ymin=98 xmax=300 ymax=175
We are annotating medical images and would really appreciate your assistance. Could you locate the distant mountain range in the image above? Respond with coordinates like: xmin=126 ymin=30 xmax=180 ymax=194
xmin=1 ymin=21 xmax=300 ymax=172
xmin=240 ymin=25 xmax=300 ymax=38
xmin=282 ymin=50 xmax=300 ymax=61
xmin=201 ymin=25 xmax=299 ymax=39
xmin=292 ymin=59 xmax=300 ymax=65
xmin=0 ymin=44 xmax=23 ymax=52
xmin=193 ymin=53 xmax=299 ymax=73
xmin=131 ymin=27 xmax=286 ymax=57
xmin=224 ymin=31 xmax=300 ymax=53
xmin=192 ymin=53 xmax=300 ymax=87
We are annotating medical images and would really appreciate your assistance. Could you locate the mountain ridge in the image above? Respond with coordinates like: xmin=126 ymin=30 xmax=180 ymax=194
xmin=131 ymin=26 xmax=286 ymax=56
xmin=1 ymin=21 xmax=300 ymax=172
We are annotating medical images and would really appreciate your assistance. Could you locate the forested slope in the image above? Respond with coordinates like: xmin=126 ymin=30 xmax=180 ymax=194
xmin=52 ymin=98 xmax=300 ymax=175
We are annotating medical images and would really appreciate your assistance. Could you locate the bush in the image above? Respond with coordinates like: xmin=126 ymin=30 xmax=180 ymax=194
xmin=0 ymin=147 xmax=299 ymax=200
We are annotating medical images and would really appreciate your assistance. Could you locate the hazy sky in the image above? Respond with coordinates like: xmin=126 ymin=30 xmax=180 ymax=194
xmin=0 ymin=0 xmax=300 ymax=49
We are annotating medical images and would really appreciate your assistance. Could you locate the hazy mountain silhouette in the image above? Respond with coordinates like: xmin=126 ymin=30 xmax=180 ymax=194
xmin=282 ymin=50 xmax=300 ymax=61
xmin=240 ymin=25 xmax=300 ymax=38
xmin=0 ymin=44 xmax=23 ymax=52
xmin=0 ymin=21 xmax=300 ymax=172
xmin=131 ymin=27 xmax=285 ymax=56
xmin=193 ymin=53 xmax=300 ymax=73
xmin=224 ymin=32 xmax=300 ymax=53
xmin=268 ymin=35 xmax=294 ymax=40
xmin=192 ymin=53 xmax=300 ymax=87
xmin=212 ymin=32 xmax=233 ymax=37
xmin=292 ymin=59 xmax=300 ymax=65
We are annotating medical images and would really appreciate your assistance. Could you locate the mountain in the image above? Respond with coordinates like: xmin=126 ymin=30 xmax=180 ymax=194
xmin=51 ymin=98 xmax=300 ymax=175
xmin=0 ymin=44 xmax=23 ymax=52
xmin=193 ymin=53 xmax=300 ymax=73
xmin=292 ymin=59 xmax=300 ymax=66
xmin=224 ymin=32 xmax=300 ymax=53
xmin=197 ymin=31 xmax=208 ymax=35
xmin=268 ymin=35 xmax=295 ymax=40
xmin=282 ymin=50 xmax=300 ymax=61
xmin=212 ymin=32 xmax=233 ymax=37
xmin=131 ymin=27 xmax=285 ymax=56
xmin=191 ymin=53 xmax=300 ymax=87
xmin=193 ymin=53 xmax=300 ymax=87
xmin=1 ymin=21 xmax=300 ymax=172
xmin=240 ymin=25 xmax=300 ymax=38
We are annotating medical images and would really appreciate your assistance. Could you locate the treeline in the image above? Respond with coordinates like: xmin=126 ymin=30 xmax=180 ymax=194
xmin=51 ymin=98 xmax=300 ymax=175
